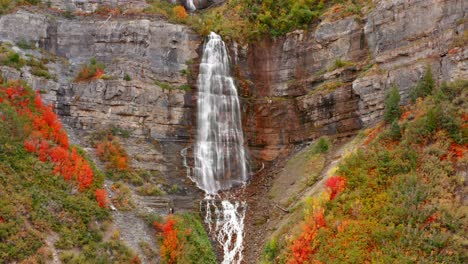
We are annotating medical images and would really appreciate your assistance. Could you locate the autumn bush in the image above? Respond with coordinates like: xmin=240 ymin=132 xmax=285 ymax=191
xmin=153 ymin=213 xmax=216 ymax=264
xmin=110 ymin=182 xmax=135 ymax=210
xmin=0 ymin=84 xmax=99 ymax=192
xmin=74 ymin=57 xmax=105 ymax=82
xmin=95 ymin=133 xmax=130 ymax=171
xmin=325 ymin=176 xmax=346 ymax=200
xmin=173 ymin=5 xmax=188 ymax=21
xmin=95 ymin=188 xmax=108 ymax=208
xmin=0 ymin=82 xmax=139 ymax=262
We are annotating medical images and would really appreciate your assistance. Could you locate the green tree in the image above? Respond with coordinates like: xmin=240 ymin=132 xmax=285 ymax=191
xmin=410 ymin=66 xmax=435 ymax=102
xmin=384 ymin=85 xmax=401 ymax=123
xmin=389 ymin=120 xmax=402 ymax=140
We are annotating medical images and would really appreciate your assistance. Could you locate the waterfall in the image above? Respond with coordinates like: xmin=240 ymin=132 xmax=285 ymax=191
xmin=186 ymin=0 xmax=196 ymax=11
xmin=194 ymin=32 xmax=249 ymax=195
xmin=192 ymin=32 xmax=248 ymax=264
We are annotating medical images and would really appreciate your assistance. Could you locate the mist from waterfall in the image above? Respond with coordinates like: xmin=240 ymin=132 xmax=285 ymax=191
xmin=192 ymin=32 xmax=248 ymax=264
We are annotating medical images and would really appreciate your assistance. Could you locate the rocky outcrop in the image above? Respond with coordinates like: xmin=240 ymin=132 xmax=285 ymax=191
xmin=47 ymin=0 xmax=149 ymax=13
xmin=232 ymin=0 xmax=467 ymax=163
xmin=0 ymin=10 xmax=202 ymax=187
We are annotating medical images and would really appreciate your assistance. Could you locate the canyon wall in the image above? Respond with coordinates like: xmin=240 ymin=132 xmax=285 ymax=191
xmin=233 ymin=0 xmax=467 ymax=164
xmin=0 ymin=0 xmax=466 ymax=194
xmin=0 ymin=10 xmax=202 ymax=200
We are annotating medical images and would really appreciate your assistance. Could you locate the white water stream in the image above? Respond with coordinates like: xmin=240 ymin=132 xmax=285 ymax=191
xmin=186 ymin=0 xmax=196 ymax=11
xmin=191 ymin=32 xmax=248 ymax=263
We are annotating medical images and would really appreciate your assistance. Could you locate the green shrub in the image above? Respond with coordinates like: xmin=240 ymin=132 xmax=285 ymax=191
xmin=261 ymin=237 xmax=279 ymax=262
xmin=2 ymin=51 xmax=25 ymax=69
xmin=173 ymin=213 xmax=217 ymax=264
xmin=410 ymin=66 xmax=435 ymax=102
xmin=27 ymin=58 xmax=53 ymax=79
xmin=123 ymin=73 xmax=131 ymax=81
xmin=136 ymin=183 xmax=165 ymax=196
xmin=312 ymin=137 xmax=330 ymax=154
xmin=384 ymin=85 xmax=401 ymax=123
xmin=388 ymin=119 xmax=402 ymax=140
xmin=328 ymin=59 xmax=355 ymax=71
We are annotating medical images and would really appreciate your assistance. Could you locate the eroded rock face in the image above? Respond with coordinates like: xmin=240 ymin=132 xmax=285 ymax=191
xmin=0 ymin=11 xmax=201 ymax=187
xmin=233 ymin=17 xmax=367 ymax=163
xmin=47 ymin=0 xmax=149 ymax=13
xmin=232 ymin=0 xmax=467 ymax=163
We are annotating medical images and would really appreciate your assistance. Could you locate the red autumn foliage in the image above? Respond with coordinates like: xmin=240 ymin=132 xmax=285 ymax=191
xmin=462 ymin=113 xmax=468 ymax=122
xmin=287 ymin=176 xmax=348 ymax=263
xmin=95 ymin=189 xmax=108 ymax=208
xmin=441 ymin=142 xmax=467 ymax=162
xmin=364 ymin=125 xmax=383 ymax=145
xmin=425 ymin=212 xmax=439 ymax=224
xmin=38 ymin=140 xmax=50 ymax=162
xmin=288 ymin=210 xmax=327 ymax=264
xmin=130 ymin=256 xmax=142 ymax=264
xmin=2 ymin=85 xmax=94 ymax=192
xmin=325 ymin=176 xmax=347 ymax=200
xmin=94 ymin=68 xmax=104 ymax=79
xmin=400 ymin=110 xmax=412 ymax=121
xmin=154 ymin=216 xmax=181 ymax=264
xmin=95 ymin=137 xmax=129 ymax=171
xmin=24 ymin=138 xmax=38 ymax=153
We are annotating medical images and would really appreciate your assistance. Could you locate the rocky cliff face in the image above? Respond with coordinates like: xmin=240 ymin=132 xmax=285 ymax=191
xmin=232 ymin=0 xmax=467 ymax=165
xmin=0 ymin=10 xmax=202 ymax=194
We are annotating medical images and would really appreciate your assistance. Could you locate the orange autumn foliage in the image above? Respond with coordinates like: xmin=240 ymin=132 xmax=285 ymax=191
xmin=130 ymin=256 xmax=142 ymax=264
xmin=287 ymin=175 xmax=348 ymax=263
xmin=173 ymin=5 xmax=188 ymax=20
xmin=95 ymin=136 xmax=129 ymax=171
xmin=441 ymin=142 xmax=467 ymax=162
xmin=95 ymin=189 xmax=108 ymax=208
xmin=288 ymin=210 xmax=327 ymax=264
xmin=400 ymin=110 xmax=412 ymax=121
xmin=154 ymin=216 xmax=181 ymax=264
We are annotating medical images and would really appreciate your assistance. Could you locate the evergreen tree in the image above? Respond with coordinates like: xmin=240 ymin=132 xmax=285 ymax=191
xmin=384 ymin=85 xmax=401 ymax=123
xmin=389 ymin=120 xmax=402 ymax=140
xmin=411 ymin=66 xmax=435 ymax=102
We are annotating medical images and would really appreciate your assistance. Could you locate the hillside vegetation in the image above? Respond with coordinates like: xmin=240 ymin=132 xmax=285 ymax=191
xmin=261 ymin=78 xmax=468 ymax=263
xmin=0 ymin=81 xmax=140 ymax=263
xmin=147 ymin=0 xmax=371 ymax=41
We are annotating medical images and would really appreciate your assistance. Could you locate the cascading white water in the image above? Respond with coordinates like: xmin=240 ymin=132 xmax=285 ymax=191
xmin=186 ymin=0 xmax=196 ymax=11
xmin=194 ymin=32 xmax=249 ymax=195
xmin=204 ymin=199 xmax=246 ymax=264
xmin=192 ymin=32 xmax=248 ymax=264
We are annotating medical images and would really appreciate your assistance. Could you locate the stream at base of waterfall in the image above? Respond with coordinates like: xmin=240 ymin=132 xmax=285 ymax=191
xmin=185 ymin=32 xmax=249 ymax=263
